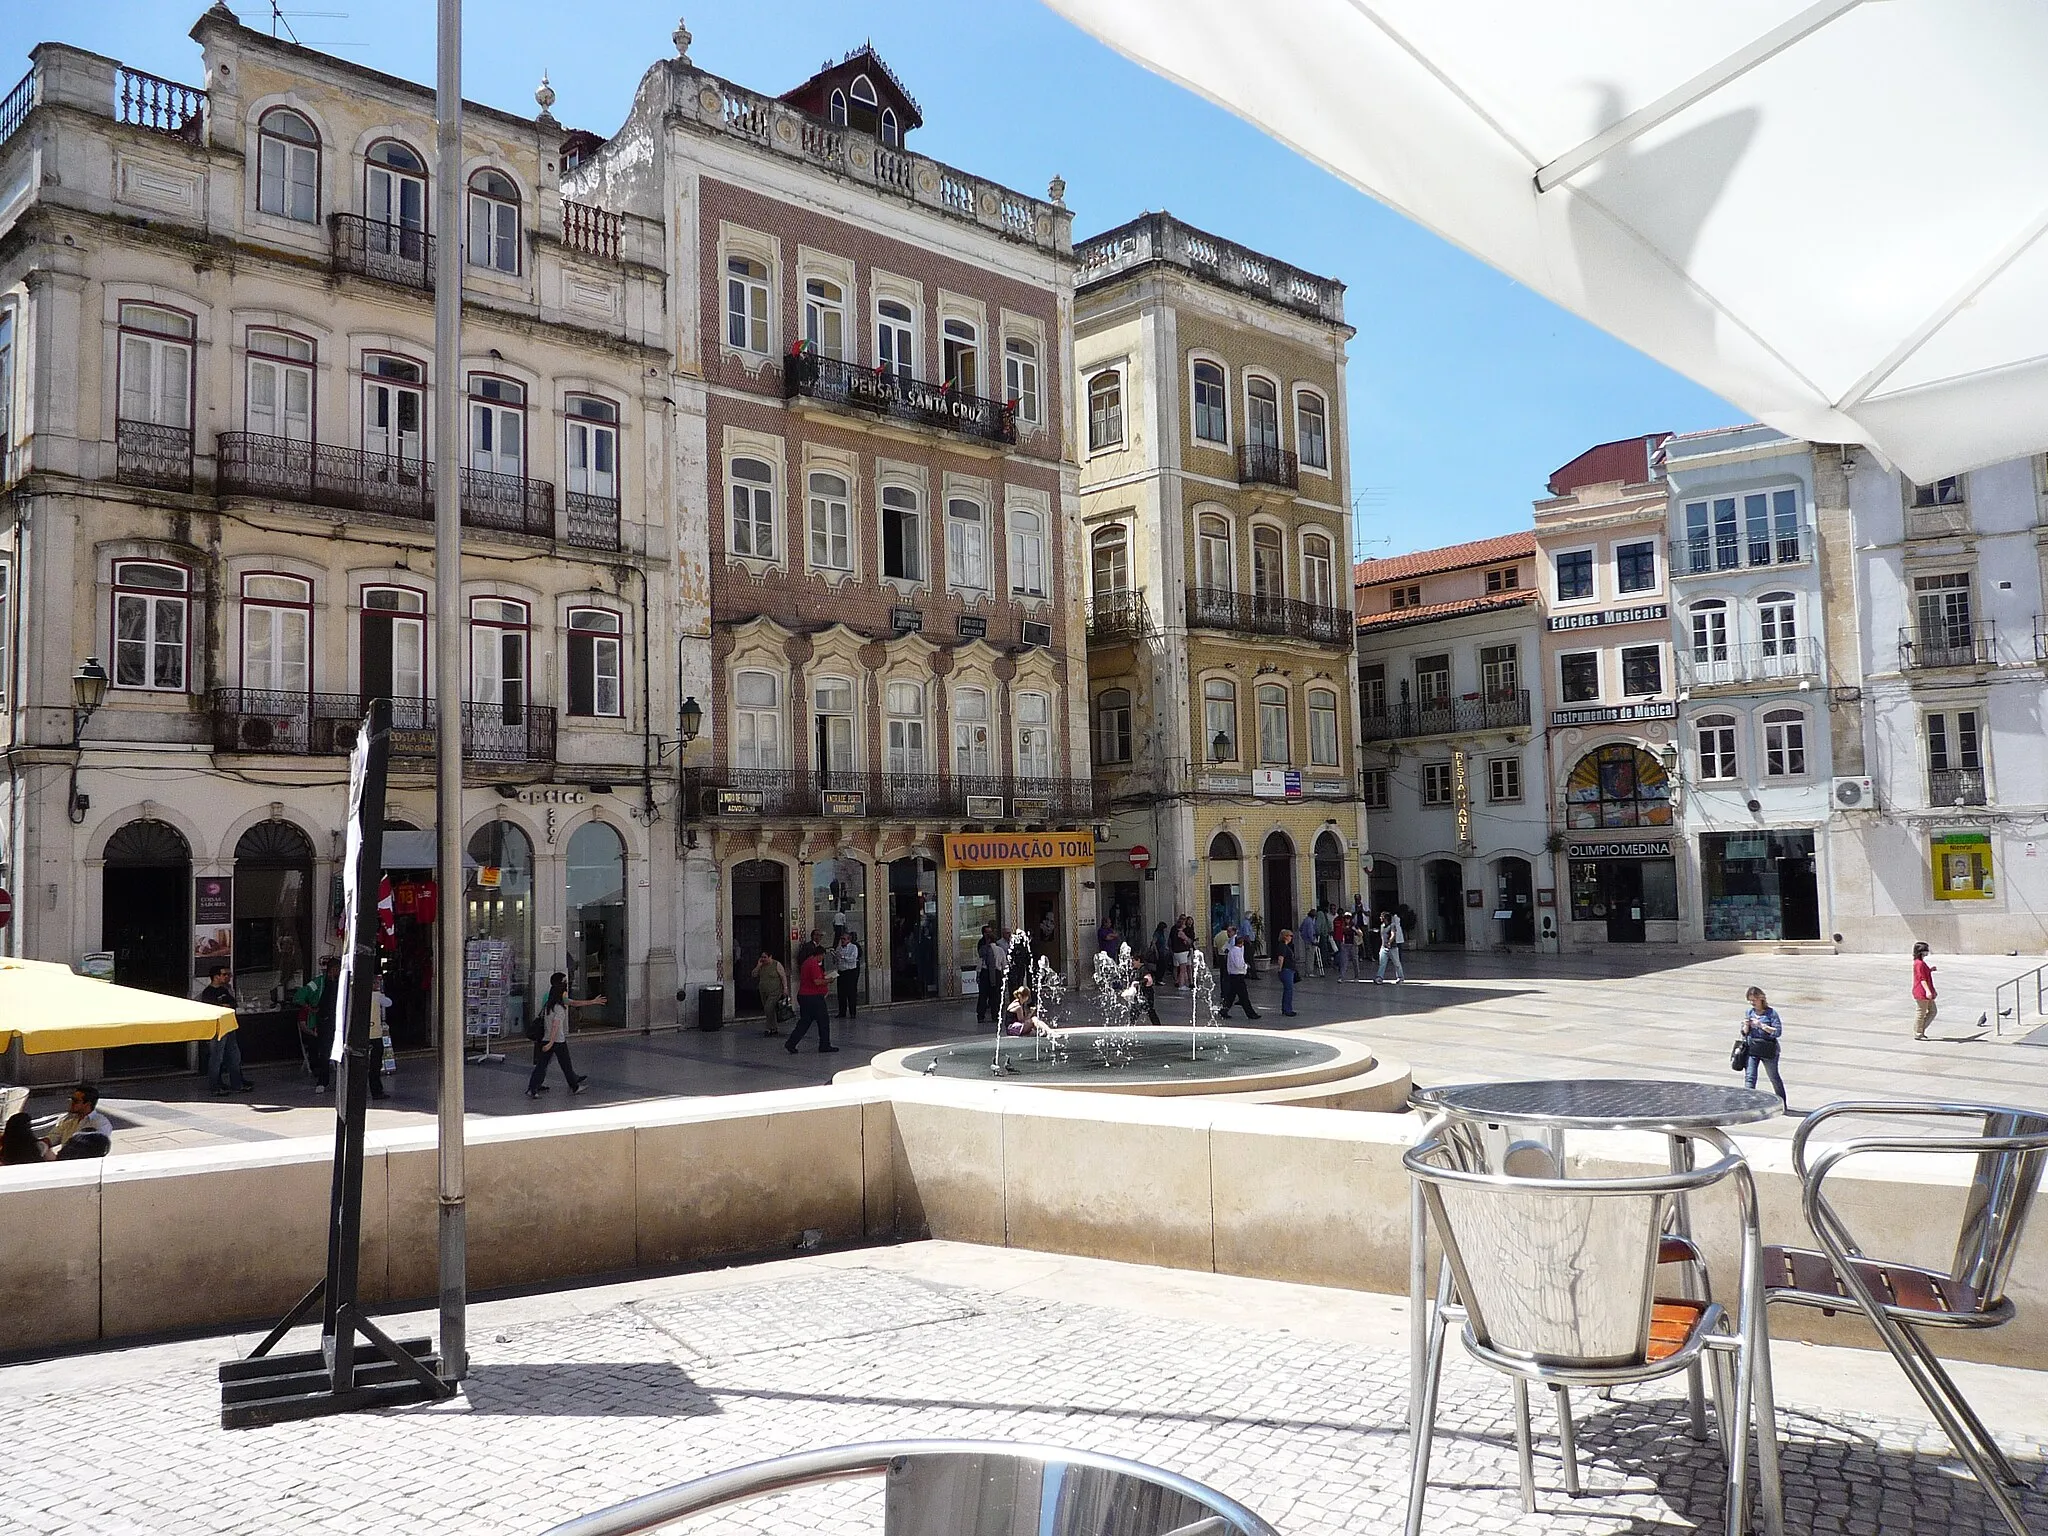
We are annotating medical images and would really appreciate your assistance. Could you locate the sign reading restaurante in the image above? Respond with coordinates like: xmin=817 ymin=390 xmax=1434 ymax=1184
xmin=942 ymin=832 xmax=1097 ymax=870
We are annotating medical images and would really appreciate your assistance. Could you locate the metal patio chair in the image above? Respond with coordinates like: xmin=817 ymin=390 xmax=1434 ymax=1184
xmin=1765 ymin=1100 xmax=2048 ymax=1536
xmin=1404 ymin=1120 xmax=1784 ymax=1536
xmin=539 ymin=1439 xmax=1279 ymax=1536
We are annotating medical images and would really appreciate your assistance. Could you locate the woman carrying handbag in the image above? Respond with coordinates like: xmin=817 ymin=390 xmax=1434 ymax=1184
xmin=1735 ymin=985 xmax=1787 ymax=1104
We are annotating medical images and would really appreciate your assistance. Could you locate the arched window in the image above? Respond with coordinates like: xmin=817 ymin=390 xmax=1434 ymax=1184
xmin=1015 ymin=691 xmax=1052 ymax=780
xmin=1763 ymin=708 xmax=1807 ymax=778
xmin=1564 ymin=744 xmax=1673 ymax=829
xmin=1197 ymin=514 xmax=1232 ymax=593
xmin=565 ymin=821 xmax=626 ymax=1027
xmin=946 ymin=497 xmax=986 ymax=589
xmin=1091 ymin=525 xmax=1130 ymax=603
xmin=851 ymin=74 xmax=879 ymax=110
xmin=1308 ymin=687 xmax=1339 ymax=766
xmin=364 ymin=140 xmax=427 ymax=249
xmin=118 ymin=303 xmax=194 ymax=436
xmin=1087 ymin=371 xmax=1123 ymax=451
xmin=241 ymin=573 xmax=312 ymax=696
xmin=466 ymin=169 xmax=520 ymax=273
xmin=1204 ymin=677 xmax=1237 ymax=761
xmin=112 ymin=560 xmax=190 ymax=692
xmin=877 ymin=298 xmax=914 ymax=379
xmin=1300 ymin=532 xmax=1335 ymax=609
xmin=1208 ymin=830 xmax=1242 ymax=861
xmin=1689 ymin=597 xmax=1730 ymax=682
xmin=1009 ymin=507 xmax=1046 ymax=597
xmin=566 ymin=607 xmax=623 ymax=718
xmin=885 ymin=680 xmax=926 ymax=775
xmin=1696 ymin=714 xmax=1738 ymax=781
xmin=1246 ymin=375 xmax=1280 ymax=451
xmin=257 ymin=107 xmax=319 ymax=222
xmin=467 ymin=373 xmax=525 ymax=478
xmin=953 ymin=685 xmax=991 ymax=777
xmin=803 ymin=277 xmax=845 ymax=360
xmin=1757 ymin=590 xmax=1799 ymax=667
xmin=728 ymin=456 xmax=775 ymax=558
xmin=1191 ymin=359 xmax=1228 ymax=443
xmin=881 ymin=485 xmax=922 ymax=581
xmin=1003 ymin=336 xmax=1039 ymax=425
xmin=1095 ymin=688 xmax=1132 ymax=764
xmin=246 ymin=329 xmax=314 ymax=442
xmin=829 ymin=89 xmax=848 ymax=126
xmin=1296 ymin=388 xmax=1329 ymax=470
xmin=808 ymin=471 xmax=851 ymax=571
xmin=726 ymin=255 xmax=770 ymax=353
xmin=359 ymin=585 xmax=425 ymax=702
xmin=1257 ymin=683 xmax=1290 ymax=764
xmin=1251 ymin=525 xmax=1285 ymax=606
xmin=469 ymin=596 xmax=528 ymax=722
xmin=733 ymin=670 xmax=782 ymax=770
xmin=880 ymin=108 xmax=900 ymax=147
xmin=566 ymin=395 xmax=618 ymax=504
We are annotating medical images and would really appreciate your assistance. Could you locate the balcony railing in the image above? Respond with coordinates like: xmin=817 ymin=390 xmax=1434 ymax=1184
xmin=1237 ymin=442 xmax=1298 ymax=490
xmin=561 ymin=200 xmax=622 ymax=262
xmin=115 ymin=419 xmax=194 ymax=492
xmin=331 ymin=213 xmax=434 ymax=290
xmin=1360 ymin=691 xmax=1531 ymax=743
xmin=1670 ymin=524 xmax=1813 ymax=576
xmin=565 ymin=491 xmax=622 ymax=550
xmin=216 ymin=433 xmax=555 ymax=537
xmin=1899 ymin=622 xmax=1996 ymax=670
xmin=1186 ymin=586 xmax=1352 ymax=645
xmin=783 ymin=351 xmax=1016 ymax=446
xmin=1928 ymin=766 xmax=1988 ymax=808
xmin=0 ymin=65 xmax=37 ymax=150
xmin=1087 ymin=588 xmax=1149 ymax=644
xmin=691 ymin=769 xmax=1092 ymax=822
xmin=115 ymin=65 xmax=204 ymax=142
xmin=211 ymin=690 xmax=555 ymax=765
xmin=1677 ymin=638 xmax=1820 ymax=688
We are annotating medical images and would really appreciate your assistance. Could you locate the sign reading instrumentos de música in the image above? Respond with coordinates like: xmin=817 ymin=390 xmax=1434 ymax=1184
xmin=1547 ymin=603 xmax=1668 ymax=631
xmin=942 ymin=832 xmax=1097 ymax=870
xmin=1550 ymin=700 xmax=1679 ymax=726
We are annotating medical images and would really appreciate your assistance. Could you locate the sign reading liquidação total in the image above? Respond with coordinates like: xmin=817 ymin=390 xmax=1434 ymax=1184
xmin=942 ymin=831 xmax=1097 ymax=870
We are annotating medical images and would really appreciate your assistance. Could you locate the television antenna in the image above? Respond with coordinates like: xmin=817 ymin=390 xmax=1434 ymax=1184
xmin=270 ymin=1 xmax=349 ymax=44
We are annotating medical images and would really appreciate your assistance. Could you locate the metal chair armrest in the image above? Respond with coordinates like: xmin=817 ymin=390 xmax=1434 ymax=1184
xmin=1798 ymin=1132 xmax=2048 ymax=1271
xmin=1791 ymin=1101 xmax=2037 ymax=1179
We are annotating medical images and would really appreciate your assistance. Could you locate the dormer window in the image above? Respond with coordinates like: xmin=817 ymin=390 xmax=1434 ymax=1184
xmin=851 ymin=75 xmax=879 ymax=110
xmin=829 ymin=90 xmax=847 ymax=126
xmin=880 ymin=108 xmax=899 ymax=147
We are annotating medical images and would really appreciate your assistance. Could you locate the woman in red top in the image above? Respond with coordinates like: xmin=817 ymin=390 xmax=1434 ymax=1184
xmin=786 ymin=946 xmax=839 ymax=1054
xmin=1911 ymin=941 xmax=1938 ymax=1040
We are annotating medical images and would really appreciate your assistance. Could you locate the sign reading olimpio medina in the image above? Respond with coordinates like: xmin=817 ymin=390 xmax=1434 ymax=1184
xmin=942 ymin=832 xmax=1097 ymax=870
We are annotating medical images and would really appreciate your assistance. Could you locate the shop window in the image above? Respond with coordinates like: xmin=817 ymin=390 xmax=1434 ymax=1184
xmin=1929 ymin=830 xmax=1994 ymax=901
xmin=1564 ymin=743 xmax=1673 ymax=830
xmin=1700 ymin=831 xmax=1820 ymax=941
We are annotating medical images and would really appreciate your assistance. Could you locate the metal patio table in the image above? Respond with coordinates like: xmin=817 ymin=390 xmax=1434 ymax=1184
xmin=1408 ymin=1079 xmax=1782 ymax=1442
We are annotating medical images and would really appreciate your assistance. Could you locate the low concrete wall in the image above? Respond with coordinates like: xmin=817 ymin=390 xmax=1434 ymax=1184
xmin=3 ymin=1080 xmax=2044 ymax=1374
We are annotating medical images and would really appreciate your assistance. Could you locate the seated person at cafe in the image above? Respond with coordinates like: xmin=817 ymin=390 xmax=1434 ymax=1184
xmin=37 ymin=1084 xmax=113 ymax=1159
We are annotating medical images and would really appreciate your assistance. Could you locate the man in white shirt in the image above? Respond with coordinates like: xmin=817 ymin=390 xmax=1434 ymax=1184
xmin=1216 ymin=935 xmax=1262 ymax=1020
xmin=38 ymin=1084 xmax=114 ymax=1157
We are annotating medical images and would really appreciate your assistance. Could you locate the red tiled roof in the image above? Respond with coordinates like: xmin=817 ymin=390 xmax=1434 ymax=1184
xmin=1355 ymin=591 xmax=1537 ymax=634
xmin=1353 ymin=530 xmax=1536 ymax=588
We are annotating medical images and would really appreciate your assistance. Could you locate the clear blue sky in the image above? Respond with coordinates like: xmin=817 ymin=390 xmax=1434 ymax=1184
xmin=8 ymin=0 xmax=1743 ymax=556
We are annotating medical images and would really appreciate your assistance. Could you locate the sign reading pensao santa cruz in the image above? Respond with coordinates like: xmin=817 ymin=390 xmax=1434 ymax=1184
xmin=942 ymin=832 xmax=1097 ymax=870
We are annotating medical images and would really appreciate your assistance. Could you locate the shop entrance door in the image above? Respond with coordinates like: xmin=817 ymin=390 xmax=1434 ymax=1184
xmin=1261 ymin=833 xmax=1297 ymax=944
xmin=1777 ymin=838 xmax=1821 ymax=940
xmin=1023 ymin=868 xmax=1063 ymax=976
xmin=1428 ymin=860 xmax=1466 ymax=946
xmin=887 ymin=857 xmax=938 ymax=1000
xmin=1497 ymin=858 xmax=1535 ymax=944
xmin=731 ymin=860 xmax=787 ymax=1015
xmin=1105 ymin=880 xmax=1143 ymax=950
xmin=1604 ymin=861 xmax=1646 ymax=943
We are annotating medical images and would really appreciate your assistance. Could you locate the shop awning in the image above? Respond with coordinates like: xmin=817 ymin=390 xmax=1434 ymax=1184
xmin=0 ymin=958 xmax=236 ymax=1055
xmin=1041 ymin=0 xmax=2048 ymax=481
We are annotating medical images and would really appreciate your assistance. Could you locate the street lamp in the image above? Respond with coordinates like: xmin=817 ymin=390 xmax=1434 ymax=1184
xmin=679 ymin=695 xmax=703 ymax=746
xmin=1211 ymin=730 xmax=1231 ymax=762
xmin=69 ymin=656 xmax=110 ymax=823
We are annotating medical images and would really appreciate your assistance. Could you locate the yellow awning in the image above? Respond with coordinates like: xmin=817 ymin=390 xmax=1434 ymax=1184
xmin=0 ymin=958 xmax=237 ymax=1054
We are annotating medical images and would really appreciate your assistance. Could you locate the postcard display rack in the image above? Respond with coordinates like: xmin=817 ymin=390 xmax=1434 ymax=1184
xmin=464 ymin=938 xmax=511 ymax=1064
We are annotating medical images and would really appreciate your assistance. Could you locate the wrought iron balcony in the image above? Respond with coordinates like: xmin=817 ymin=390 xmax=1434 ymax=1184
xmin=1360 ymin=690 xmax=1531 ymax=743
xmin=216 ymin=433 xmax=555 ymax=537
xmin=1670 ymin=524 xmax=1813 ymax=576
xmin=782 ymin=350 xmax=1016 ymax=446
xmin=116 ymin=65 xmax=204 ymax=142
xmin=1086 ymin=588 xmax=1149 ymax=644
xmin=1928 ymin=766 xmax=1988 ymax=807
xmin=690 ymin=768 xmax=1092 ymax=822
xmin=115 ymin=419 xmax=193 ymax=492
xmin=561 ymin=200 xmax=622 ymax=262
xmin=1677 ymin=638 xmax=1820 ymax=688
xmin=211 ymin=689 xmax=555 ymax=765
xmin=331 ymin=213 xmax=434 ymax=290
xmin=1185 ymin=586 xmax=1352 ymax=645
xmin=565 ymin=491 xmax=622 ymax=550
xmin=1899 ymin=622 xmax=1995 ymax=670
xmin=1237 ymin=442 xmax=1298 ymax=489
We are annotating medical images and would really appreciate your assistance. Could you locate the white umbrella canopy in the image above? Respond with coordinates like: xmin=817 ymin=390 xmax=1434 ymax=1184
xmin=1043 ymin=0 xmax=2048 ymax=481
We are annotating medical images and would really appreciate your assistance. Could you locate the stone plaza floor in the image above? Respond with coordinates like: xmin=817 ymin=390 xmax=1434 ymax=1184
xmin=3 ymin=1242 xmax=2045 ymax=1535
xmin=59 ymin=945 xmax=2048 ymax=1153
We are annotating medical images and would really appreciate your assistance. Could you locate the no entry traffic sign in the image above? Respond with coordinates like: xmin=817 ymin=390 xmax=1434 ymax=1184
xmin=1127 ymin=845 xmax=1151 ymax=871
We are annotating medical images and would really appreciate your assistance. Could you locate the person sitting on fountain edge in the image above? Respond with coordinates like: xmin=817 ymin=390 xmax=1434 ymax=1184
xmin=1006 ymin=985 xmax=1049 ymax=1037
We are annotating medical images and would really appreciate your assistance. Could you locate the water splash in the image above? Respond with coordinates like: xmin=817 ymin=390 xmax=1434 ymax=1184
xmin=1090 ymin=942 xmax=1144 ymax=1065
xmin=1185 ymin=946 xmax=1231 ymax=1062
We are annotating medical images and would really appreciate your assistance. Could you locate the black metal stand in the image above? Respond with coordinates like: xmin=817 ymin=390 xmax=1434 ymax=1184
xmin=219 ymin=700 xmax=455 ymax=1428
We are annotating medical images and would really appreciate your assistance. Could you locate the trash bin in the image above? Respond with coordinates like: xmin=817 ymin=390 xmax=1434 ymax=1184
xmin=697 ymin=984 xmax=724 ymax=1032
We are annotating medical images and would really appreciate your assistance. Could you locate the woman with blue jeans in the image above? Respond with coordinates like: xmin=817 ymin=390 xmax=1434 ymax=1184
xmin=1740 ymin=985 xmax=1787 ymax=1103
xmin=1276 ymin=930 xmax=1298 ymax=1016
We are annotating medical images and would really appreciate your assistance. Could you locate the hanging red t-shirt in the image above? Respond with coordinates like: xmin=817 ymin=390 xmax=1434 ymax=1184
xmin=412 ymin=880 xmax=438 ymax=925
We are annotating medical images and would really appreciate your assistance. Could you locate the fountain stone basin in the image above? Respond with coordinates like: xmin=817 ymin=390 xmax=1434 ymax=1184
xmin=867 ymin=1027 xmax=1381 ymax=1099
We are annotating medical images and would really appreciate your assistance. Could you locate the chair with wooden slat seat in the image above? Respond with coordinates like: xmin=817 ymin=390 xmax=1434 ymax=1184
xmin=1404 ymin=1121 xmax=1783 ymax=1536
xmin=1766 ymin=1101 xmax=2048 ymax=1536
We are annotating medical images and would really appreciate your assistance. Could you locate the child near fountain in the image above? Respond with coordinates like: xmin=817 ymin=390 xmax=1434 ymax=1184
xmin=1006 ymin=985 xmax=1047 ymax=1036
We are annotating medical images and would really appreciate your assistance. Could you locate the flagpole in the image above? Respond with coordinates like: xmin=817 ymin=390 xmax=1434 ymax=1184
xmin=432 ymin=0 xmax=468 ymax=1382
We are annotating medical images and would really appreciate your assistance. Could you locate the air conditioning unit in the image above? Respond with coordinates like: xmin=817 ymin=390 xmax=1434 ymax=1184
xmin=1831 ymin=775 xmax=1875 ymax=811
xmin=1020 ymin=620 xmax=1053 ymax=649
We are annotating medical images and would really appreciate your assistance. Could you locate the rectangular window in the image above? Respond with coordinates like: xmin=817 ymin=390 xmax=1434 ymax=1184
xmin=1296 ymin=392 xmax=1329 ymax=470
xmin=1479 ymin=643 xmax=1518 ymax=700
xmin=1096 ymin=690 xmax=1133 ymax=764
xmin=567 ymin=609 xmax=624 ymax=718
xmin=1697 ymin=719 xmax=1737 ymax=781
xmin=734 ymin=671 xmax=782 ymax=770
xmin=1925 ymin=710 xmax=1982 ymax=771
xmin=1361 ymin=767 xmax=1388 ymax=810
xmin=257 ymin=120 xmax=318 ymax=222
xmin=808 ymin=472 xmax=852 ymax=572
xmin=241 ymin=574 xmax=311 ymax=694
xmin=1929 ymin=831 xmax=1994 ymax=901
xmin=1192 ymin=362 xmax=1228 ymax=443
xmin=118 ymin=305 xmax=193 ymax=429
xmin=1087 ymin=373 xmax=1123 ymax=451
xmin=566 ymin=397 xmax=619 ymax=500
xmin=1554 ymin=549 xmax=1594 ymax=601
xmin=246 ymin=331 xmax=313 ymax=442
xmin=1308 ymin=692 xmax=1339 ymax=766
xmin=1615 ymin=540 xmax=1657 ymax=593
xmin=815 ymin=678 xmax=856 ymax=773
xmin=1358 ymin=663 xmax=1385 ymax=716
xmin=877 ymin=300 xmax=914 ymax=380
xmin=1257 ymin=688 xmax=1290 ymax=765
xmin=729 ymin=458 xmax=776 ymax=558
xmin=1421 ymin=762 xmax=1453 ymax=806
xmin=947 ymin=499 xmax=987 ymax=590
xmin=726 ymin=255 xmax=770 ymax=354
xmin=881 ymin=486 xmax=923 ymax=582
xmin=469 ymin=598 xmax=528 ymax=721
xmin=1015 ymin=691 xmax=1052 ymax=779
xmin=1559 ymin=651 xmax=1599 ymax=703
xmin=1620 ymin=645 xmax=1663 ymax=697
xmin=942 ymin=318 xmax=979 ymax=394
xmin=885 ymin=682 xmax=927 ymax=775
xmin=112 ymin=561 xmax=190 ymax=691
xmin=1487 ymin=756 xmax=1522 ymax=803
xmin=1008 ymin=508 xmax=1047 ymax=597
xmin=0 ymin=558 xmax=10 ymax=708
xmin=1763 ymin=712 xmax=1805 ymax=778
xmin=1204 ymin=680 xmax=1236 ymax=761
xmin=1003 ymin=337 xmax=1040 ymax=425
xmin=1913 ymin=571 xmax=1974 ymax=659
xmin=1484 ymin=566 xmax=1520 ymax=593
xmin=1389 ymin=584 xmax=1421 ymax=611
xmin=1414 ymin=654 xmax=1451 ymax=706
xmin=467 ymin=374 xmax=525 ymax=478
xmin=1911 ymin=477 xmax=1964 ymax=508
xmin=803 ymin=278 xmax=846 ymax=361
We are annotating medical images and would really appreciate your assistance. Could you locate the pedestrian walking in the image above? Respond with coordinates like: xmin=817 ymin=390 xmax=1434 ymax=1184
xmin=198 ymin=963 xmax=254 ymax=1093
xmin=975 ymin=924 xmax=1000 ymax=1023
xmin=366 ymin=970 xmax=390 ymax=1099
xmin=1332 ymin=910 xmax=1352 ymax=981
xmin=752 ymin=949 xmax=789 ymax=1036
xmin=1277 ymin=930 xmax=1298 ymax=1016
xmin=1217 ymin=933 xmax=1262 ymax=1019
xmin=1136 ymin=964 xmax=1165 ymax=1026
xmin=1354 ymin=912 xmax=1374 ymax=980
xmin=786 ymin=944 xmax=839 ymax=1054
xmin=526 ymin=972 xmax=603 ymax=1099
xmin=294 ymin=955 xmax=342 ymax=1091
xmin=834 ymin=929 xmax=861 ymax=1020
xmin=1911 ymin=941 xmax=1939 ymax=1039
xmin=1298 ymin=912 xmax=1321 ymax=979
xmin=1170 ymin=918 xmax=1193 ymax=991
xmin=1375 ymin=910 xmax=1407 ymax=983
xmin=1739 ymin=986 xmax=1788 ymax=1103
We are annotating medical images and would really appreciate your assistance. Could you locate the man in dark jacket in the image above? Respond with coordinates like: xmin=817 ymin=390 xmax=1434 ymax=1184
xmin=296 ymin=956 xmax=342 ymax=1091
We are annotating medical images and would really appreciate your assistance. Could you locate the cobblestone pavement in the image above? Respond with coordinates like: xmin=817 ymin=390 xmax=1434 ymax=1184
xmin=5 ymin=1258 xmax=2044 ymax=1535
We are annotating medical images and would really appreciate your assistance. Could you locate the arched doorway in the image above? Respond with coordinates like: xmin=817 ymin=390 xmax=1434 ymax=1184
xmin=1496 ymin=856 xmax=1535 ymax=944
xmin=1313 ymin=831 xmax=1345 ymax=911
xmin=1369 ymin=858 xmax=1400 ymax=918
xmin=731 ymin=859 xmax=788 ymax=1015
xmin=103 ymin=819 xmax=191 ymax=997
xmin=1564 ymin=743 xmax=1677 ymax=943
xmin=1426 ymin=858 xmax=1466 ymax=946
xmin=231 ymin=819 xmax=315 ymax=1062
xmin=1262 ymin=831 xmax=1297 ymax=944
xmin=812 ymin=855 xmax=868 ymax=1005
xmin=887 ymin=856 xmax=938 ymax=1000
xmin=566 ymin=821 xmax=627 ymax=1027
xmin=468 ymin=821 xmax=535 ymax=1042
xmin=1207 ymin=830 xmax=1244 ymax=943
